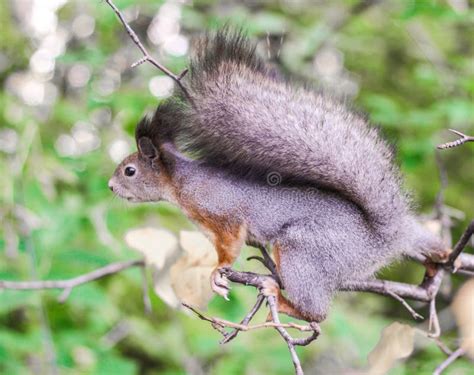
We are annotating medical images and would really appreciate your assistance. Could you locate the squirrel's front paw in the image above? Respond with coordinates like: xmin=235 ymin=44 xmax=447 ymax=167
xmin=211 ymin=267 xmax=230 ymax=301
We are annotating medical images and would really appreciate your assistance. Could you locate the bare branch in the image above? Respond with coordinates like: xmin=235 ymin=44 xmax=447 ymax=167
xmin=341 ymin=279 xmax=431 ymax=302
xmin=182 ymin=302 xmax=315 ymax=333
xmin=437 ymin=129 xmax=474 ymax=150
xmin=428 ymin=298 xmax=441 ymax=338
xmin=433 ymin=347 xmax=466 ymax=375
xmin=104 ymin=0 xmax=193 ymax=104
xmin=220 ymin=294 xmax=265 ymax=344
xmin=432 ymin=337 xmax=454 ymax=357
xmin=447 ymin=219 xmax=474 ymax=271
xmin=247 ymin=243 xmax=281 ymax=286
xmin=0 ymin=260 xmax=144 ymax=301
xmin=185 ymin=265 xmax=320 ymax=375
xmin=386 ymin=290 xmax=423 ymax=320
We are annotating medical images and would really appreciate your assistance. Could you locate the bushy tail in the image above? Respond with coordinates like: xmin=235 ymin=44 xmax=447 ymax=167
xmin=164 ymin=29 xmax=411 ymax=237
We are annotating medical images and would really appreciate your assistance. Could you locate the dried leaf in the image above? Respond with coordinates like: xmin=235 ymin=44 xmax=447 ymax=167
xmin=124 ymin=228 xmax=218 ymax=310
xmin=367 ymin=322 xmax=415 ymax=375
xmin=152 ymin=271 xmax=181 ymax=309
xmin=125 ymin=227 xmax=178 ymax=270
xmin=179 ymin=230 xmax=218 ymax=266
xmin=125 ymin=227 xmax=182 ymax=307
xmin=451 ymin=279 xmax=474 ymax=358
xmin=169 ymin=231 xmax=217 ymax=309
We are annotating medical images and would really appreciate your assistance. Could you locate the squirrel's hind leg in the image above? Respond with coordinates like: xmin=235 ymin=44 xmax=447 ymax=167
xmin=273 ymin=226 xmax=341 ymax=323
xmin=260 ymin=276 xmax=313 ymax=322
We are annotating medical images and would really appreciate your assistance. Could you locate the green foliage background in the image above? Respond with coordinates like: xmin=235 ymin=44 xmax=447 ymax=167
xmin=0 ymin=0 xmax=473 ymax=374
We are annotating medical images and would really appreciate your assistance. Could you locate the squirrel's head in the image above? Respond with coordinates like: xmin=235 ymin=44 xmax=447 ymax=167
xmin=108 ymin=137 xmax=175 ymax=203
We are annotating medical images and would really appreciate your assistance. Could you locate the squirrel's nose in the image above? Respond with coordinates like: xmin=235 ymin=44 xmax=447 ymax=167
xmin=108 ymin=180 xmax=114 ymax=192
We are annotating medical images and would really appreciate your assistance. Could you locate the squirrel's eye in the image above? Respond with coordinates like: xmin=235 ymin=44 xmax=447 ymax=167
xmin=124 ymin=166 xmax=136 ymax=177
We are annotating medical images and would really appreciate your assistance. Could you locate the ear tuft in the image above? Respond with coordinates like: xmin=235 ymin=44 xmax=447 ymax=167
xmin=138 ymin=137 xmax=158 ymax=160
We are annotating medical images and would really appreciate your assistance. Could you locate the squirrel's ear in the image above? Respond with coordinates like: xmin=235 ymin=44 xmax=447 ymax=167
xmin=159 ymin=142 xmax=178 ymax=171
xmin=138 ymin=137 xmax=158 ymax=160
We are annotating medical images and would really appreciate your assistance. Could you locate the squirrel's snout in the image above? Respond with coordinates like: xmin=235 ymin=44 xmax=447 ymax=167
xmin=108 ymin=179 xmax=115 ymax=192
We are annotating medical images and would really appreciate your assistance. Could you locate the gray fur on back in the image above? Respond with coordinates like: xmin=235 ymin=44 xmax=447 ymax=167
xmin=168 ymin=29 xmax=410 ymax=239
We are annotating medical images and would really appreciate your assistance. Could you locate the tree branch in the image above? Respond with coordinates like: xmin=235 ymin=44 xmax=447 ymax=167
xmin=341 ymin=278 xmax=431 ymax=301
xmin=182 ymin=302 xmax=315 ymax=333
xmin=0 ymin=260 xmax=144 ymax=301
xmin=386 ymin=290 xmax=423 ymax=320
xmin=433 ymin=347 xmax=466 ymax=375
xmin=104 ymin=0 xmax=193 ymax=104
xmin=447 ymin=219 xmax=474 ymax=271
xmin=184 ymin=267 xmax=320 ymax=374
xmin=437 ymin=129 xmax=474 ymax=150
xmin=220 ymin=294 xmax=265 ymax=344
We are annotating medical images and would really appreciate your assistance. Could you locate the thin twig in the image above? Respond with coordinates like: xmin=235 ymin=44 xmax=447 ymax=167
xmin=428 ymin=298 xmax=441 ymax=338
xmin=387 ymin=291 xmax=423 ymax=320
xmin=432 ymin=337 xmax=453 ymax=357
xmin=447 ymin=219 xmax=474 ymax=271
xmin=437 ymin=129 xmax=474 ymax=150
xmin=415 ymin=327 xmax=453 ymax=356
xmin=433 ymin=347 xmax=466 ymax=375
xmin=220 ymin=294 xmax=265 ymax=344
xmin=104 ymin=0 xmax=193 ymax=104
xmin=341 ymin=279 xmax=431 ymax=301
xmin=182 ymin=303 xmax=314 ymax=333
xmin=247 ymin=243 xmax=281 ymax=286
xmin=0 ymin=260 xmax=144 ymax=300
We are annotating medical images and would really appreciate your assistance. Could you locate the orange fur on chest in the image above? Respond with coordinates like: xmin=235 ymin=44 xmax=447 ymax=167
xmin=162 ymin=164 xmax=246 ymax=266
xmin=178 ymin=197 xmax=246 ymax=266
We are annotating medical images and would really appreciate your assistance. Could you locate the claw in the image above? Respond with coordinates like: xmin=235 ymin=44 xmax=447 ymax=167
xmin=211 ymin=267 xmax=231 ymax=300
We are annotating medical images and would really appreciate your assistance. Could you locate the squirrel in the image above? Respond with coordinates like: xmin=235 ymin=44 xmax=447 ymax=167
xmin=108 ymin=29 xmax=449 ymax=322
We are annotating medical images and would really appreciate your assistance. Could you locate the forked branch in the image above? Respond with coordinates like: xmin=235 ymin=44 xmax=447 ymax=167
xmin=0 ymin=260 xmax=144 ymax=302
xmin=183 ymin=266 xmax=320 ymax=375
xmin=437 ymin=129 xmax=474 ymax=150
xmin=104 ymin=0 xmax=193 ymax=103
